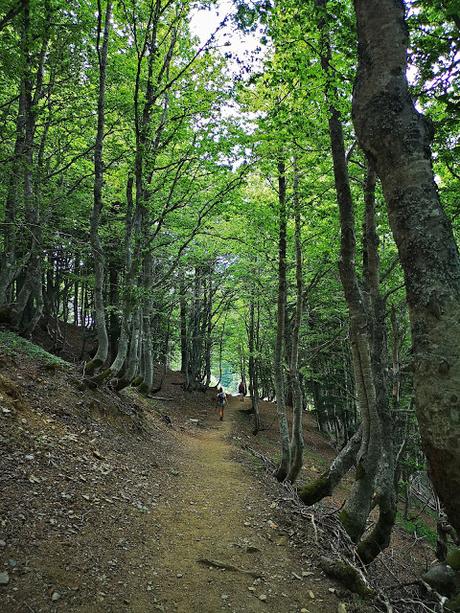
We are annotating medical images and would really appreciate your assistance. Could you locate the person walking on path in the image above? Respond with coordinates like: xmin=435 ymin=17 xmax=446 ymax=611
xmin=238 ymin=380 xmax=246 ymax=402
xmin=216 ymin=387 xmax=226 ymax=421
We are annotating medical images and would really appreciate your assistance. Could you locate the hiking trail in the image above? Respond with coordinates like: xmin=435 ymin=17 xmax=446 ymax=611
xmin=129 ymin=397 xmax=336 ymax=613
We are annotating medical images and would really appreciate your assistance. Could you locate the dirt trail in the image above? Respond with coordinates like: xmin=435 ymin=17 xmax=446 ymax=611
xmin=132 ymin=399 xmax=336 ymax=613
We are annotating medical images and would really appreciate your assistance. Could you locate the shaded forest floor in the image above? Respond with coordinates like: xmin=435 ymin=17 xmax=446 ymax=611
xmin=0 ymin=331 xmax=435 ymax=612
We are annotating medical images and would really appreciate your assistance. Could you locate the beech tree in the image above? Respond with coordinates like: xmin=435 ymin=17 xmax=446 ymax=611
xmin=352 ymin=0 xmax=460 ymax=534
xmin=0 ymin=0 xmax=459 ymax=574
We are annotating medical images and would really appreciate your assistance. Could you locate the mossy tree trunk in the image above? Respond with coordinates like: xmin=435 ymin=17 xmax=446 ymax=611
xmin=357 ymin=160 xmax=396 ymax=562
xmin=352 ymin=0 xmax=460 ymax=535
xmin=299 ymin=427 xmax=362 ymax=505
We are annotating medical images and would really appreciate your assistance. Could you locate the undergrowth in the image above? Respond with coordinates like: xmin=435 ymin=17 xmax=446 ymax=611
xmin=396 ymin=511 xmax=437 ymax=546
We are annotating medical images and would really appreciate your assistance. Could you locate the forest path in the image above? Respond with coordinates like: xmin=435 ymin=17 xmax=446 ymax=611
xmin=131 ymin=397 xmax=334 ymax=613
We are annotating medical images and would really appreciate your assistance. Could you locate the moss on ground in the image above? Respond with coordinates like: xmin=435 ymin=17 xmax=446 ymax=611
xmin=0 ymin=330 xmax=68 ymax=368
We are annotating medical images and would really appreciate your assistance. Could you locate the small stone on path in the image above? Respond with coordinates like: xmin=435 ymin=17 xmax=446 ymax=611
xmin=258 ymin=594 xmax=267 ymax=602
xmin=51 ymin=591 xmax=61 ymax=601
xmin=0 ymin=572 xmax=9 ymax=586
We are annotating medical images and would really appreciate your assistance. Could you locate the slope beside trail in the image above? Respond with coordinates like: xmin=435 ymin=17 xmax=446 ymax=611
xmin=0 ymin=346 xmax=343 ymax=613
xmin=134 ymin=398 xmax=338 ymax=613
xmin=0 ymin=344 xmax=435 ymax=613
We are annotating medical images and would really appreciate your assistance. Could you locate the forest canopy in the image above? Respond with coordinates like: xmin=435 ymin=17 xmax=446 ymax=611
xmin=0 ymin=0 xmax=460 ymax=604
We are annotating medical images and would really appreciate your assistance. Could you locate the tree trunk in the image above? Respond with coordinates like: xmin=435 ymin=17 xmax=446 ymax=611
xmin=86 ymin=0 xmax=112 ymax=374
xmin=12 ymin=0 xmax=54 ymax=334
xmin=317 ymin=0 xmax=380 ymax=542
xmin=249 ymin=296 xmax=261 ymax=434
xmin=299 ymin=427 xmax=362 ymax=505
xmin=179 ymin=271 xmax=188 ymax=373
xmin=274 ymin=159 xmax=291 ymax=482
xmin=89 ymin=177 xmax=134 ymax=385
xmin=0 ymin=93 xmax=26 ymax=306
xmin=138 ymin=254 xmax=154 ymax=394
xmin=287 ymin=162 xmax=304 ymax=483
xmin=204 ymin=274 xmax=213 ymax=389
xmin=352 ymin=0 xmax=460 ymax=534
xmin=358 ymin=159 xmax=396 ymax=563
xmin=115 ymin=308 xmax=141 ymax=390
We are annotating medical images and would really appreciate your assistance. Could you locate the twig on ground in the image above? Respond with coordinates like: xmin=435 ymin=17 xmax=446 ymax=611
xmin=240 ymin=442 xmax=444 ymax=613
xmin=197 ymin=558 xmax=263 ymax=578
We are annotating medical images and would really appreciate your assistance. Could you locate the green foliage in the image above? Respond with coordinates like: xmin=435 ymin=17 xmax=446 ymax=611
xmin=0 ymin=0 xmax=456 ymax=544
xmin=396 ymin=512 xmax=438 ymax=547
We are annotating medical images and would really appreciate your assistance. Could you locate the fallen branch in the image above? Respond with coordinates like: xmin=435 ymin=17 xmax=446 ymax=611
xmin=197 ymin=558 xmax=263 ymax=578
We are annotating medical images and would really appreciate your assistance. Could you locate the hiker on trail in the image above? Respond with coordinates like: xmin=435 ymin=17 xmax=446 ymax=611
xmin=216 ymin=387 xmax=226 ymax=421
xmin=238 ymin=380 xmax=246 ymax=402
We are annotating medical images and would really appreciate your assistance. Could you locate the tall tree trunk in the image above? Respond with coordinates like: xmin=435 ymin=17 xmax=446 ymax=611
xmin=86 ymin=0 xmax=112 ymax=374
xmin=89 ymin=176 xmax=134 ymax=385
xmin=108 ymin=249 xmax=120 ymax=362
xmin=0 ymin=93 xmax=26 ymax=308
xmin=274 ymin=159 xmax=291 ymax=482
xmin=352 ymin=0 xmax=460 ymax=534
xmin=179 ymin=271 xmax=188 ymax=373
xmin=13 ymin=0 xmax=49 ymax=334
xmin=204 ymin=274 xmax=213 ymax=388
xmin=287 ymin=162 xmax=304 ymax=483
xmin=249 ymin=295 xmax=261 ymax=434
xmin=138 ymin=253 xmax=154 ymax=394
xmin=187 ymin=267 xmax=204 ymax=390
xmin=317 ymin=0 xmax=381 ymax=542
xmin=358 ymin=159 xmax=396 ymax=563
xmin=115 ymin=308 xmax=141 ymax=390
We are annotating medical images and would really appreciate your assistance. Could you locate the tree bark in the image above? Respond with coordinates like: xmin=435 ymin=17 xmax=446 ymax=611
xmin=13 ymin=0 xmax=51 ymax=334
xmin=287 ymin=162 xmax=304 ymax=483
xmin=179 ymin=271 xmax=188 ymax=373
xmin=299 ymin=427 xmax=362 ymax=505
xmin=274 ymin=159 xmax=291 ymax=482
xmin=85 ymin=0 xmax=112 ymax=375
xmin=352 ymin=0 xmax=460 ymax=534
xmin=358 ymin=159 xmax=396 ymax=563
xmin=317 ymin=0 xmax=380 ymax=542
